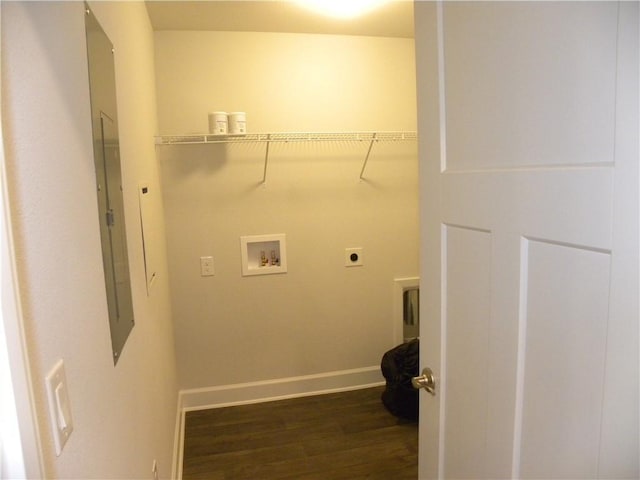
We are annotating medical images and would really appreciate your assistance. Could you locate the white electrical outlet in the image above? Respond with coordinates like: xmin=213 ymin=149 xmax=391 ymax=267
xmin=345 ymin=247 xmax=364 ymax=267
xmin=200 ymin=256 xmax=214 ymax=276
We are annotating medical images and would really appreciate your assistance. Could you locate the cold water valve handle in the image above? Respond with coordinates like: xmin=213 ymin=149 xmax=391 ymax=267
xmin=412 ymin=367 xmax=436 ymax=396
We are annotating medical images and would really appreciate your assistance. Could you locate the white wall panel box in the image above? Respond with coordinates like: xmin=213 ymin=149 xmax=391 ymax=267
xmin=240 ymin=233 xmax=287 ymax=276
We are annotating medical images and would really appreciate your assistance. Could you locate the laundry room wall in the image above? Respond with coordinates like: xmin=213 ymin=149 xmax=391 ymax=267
xmin=154 ymin=31 xmax=418 ymax=400
xmin=2 ymin=2 xmax=178 ymax=478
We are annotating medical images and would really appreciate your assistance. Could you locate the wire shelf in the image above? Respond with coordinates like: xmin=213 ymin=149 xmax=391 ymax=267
xmin=154 ymin=131 xmax=417 ymax=182
xmin=155 ymin=131 xmax=416 ymax=145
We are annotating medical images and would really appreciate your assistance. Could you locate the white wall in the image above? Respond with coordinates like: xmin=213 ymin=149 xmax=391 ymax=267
xmin=154 ymin=31 xmax=418 ymax=393
xmin=1 ymin=2 xmax=177 ymax=478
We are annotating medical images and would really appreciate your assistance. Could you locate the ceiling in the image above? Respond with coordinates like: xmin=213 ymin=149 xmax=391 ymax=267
xmin=145 ymin=1 xmax=414 ymax=38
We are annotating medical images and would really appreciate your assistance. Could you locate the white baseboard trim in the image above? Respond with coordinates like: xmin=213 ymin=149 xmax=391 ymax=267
xmin=179 ymin=365 xmax=384 ymax=412
xmin=171 ymin=404 xmax=185 ymax=480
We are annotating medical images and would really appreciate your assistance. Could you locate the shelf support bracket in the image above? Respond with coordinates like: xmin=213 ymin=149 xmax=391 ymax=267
xmin=359 ymin=133 xmax=378 ymax=180
xmin=262 ymin=134 xmax=271 ymax=183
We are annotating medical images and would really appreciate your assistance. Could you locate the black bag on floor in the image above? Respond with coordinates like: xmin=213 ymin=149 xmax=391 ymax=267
xmin=380 ymin=338 xmax=419 ymax=421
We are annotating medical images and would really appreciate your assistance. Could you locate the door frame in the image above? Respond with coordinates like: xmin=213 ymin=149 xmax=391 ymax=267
xmin=0 ymin=13 xmax=44 ymax=470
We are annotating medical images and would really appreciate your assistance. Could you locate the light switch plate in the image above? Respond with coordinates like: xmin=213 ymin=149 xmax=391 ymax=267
xmin=200 ymin=256 xmax=214 ymax=276
xmin=45 ymin=359 xmax=73 ymax=456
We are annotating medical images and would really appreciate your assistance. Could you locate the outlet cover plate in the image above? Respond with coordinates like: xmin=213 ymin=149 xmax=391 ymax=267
xmin=345 ymin=247 xmax=364 ymax=267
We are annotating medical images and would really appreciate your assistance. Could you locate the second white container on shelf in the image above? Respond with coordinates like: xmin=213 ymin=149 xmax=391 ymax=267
xmin=228 ymin=112 xmax=247 ymax=135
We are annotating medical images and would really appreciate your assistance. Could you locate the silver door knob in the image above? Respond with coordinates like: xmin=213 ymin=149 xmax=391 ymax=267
xmin=412 ymin=367 xmax=436 ymax=395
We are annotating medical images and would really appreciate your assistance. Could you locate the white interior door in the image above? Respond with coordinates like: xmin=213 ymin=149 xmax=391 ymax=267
xmin=415 ymin=2 xmax=638 ymax=479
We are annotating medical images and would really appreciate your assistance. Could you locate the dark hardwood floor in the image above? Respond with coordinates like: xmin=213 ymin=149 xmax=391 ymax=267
xmin=182 ymin=386 xmax=418 ymax=480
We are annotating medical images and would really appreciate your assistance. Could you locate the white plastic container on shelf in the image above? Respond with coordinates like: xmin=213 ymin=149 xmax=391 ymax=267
xmin=228 ymin=112 xmax=247 ymax=135
xmin=208 ymin=111 xmax=228 ymax=135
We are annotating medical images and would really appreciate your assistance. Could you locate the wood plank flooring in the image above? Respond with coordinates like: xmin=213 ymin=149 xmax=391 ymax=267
xmin=182 ymin=386 xmax=418 ymax=480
